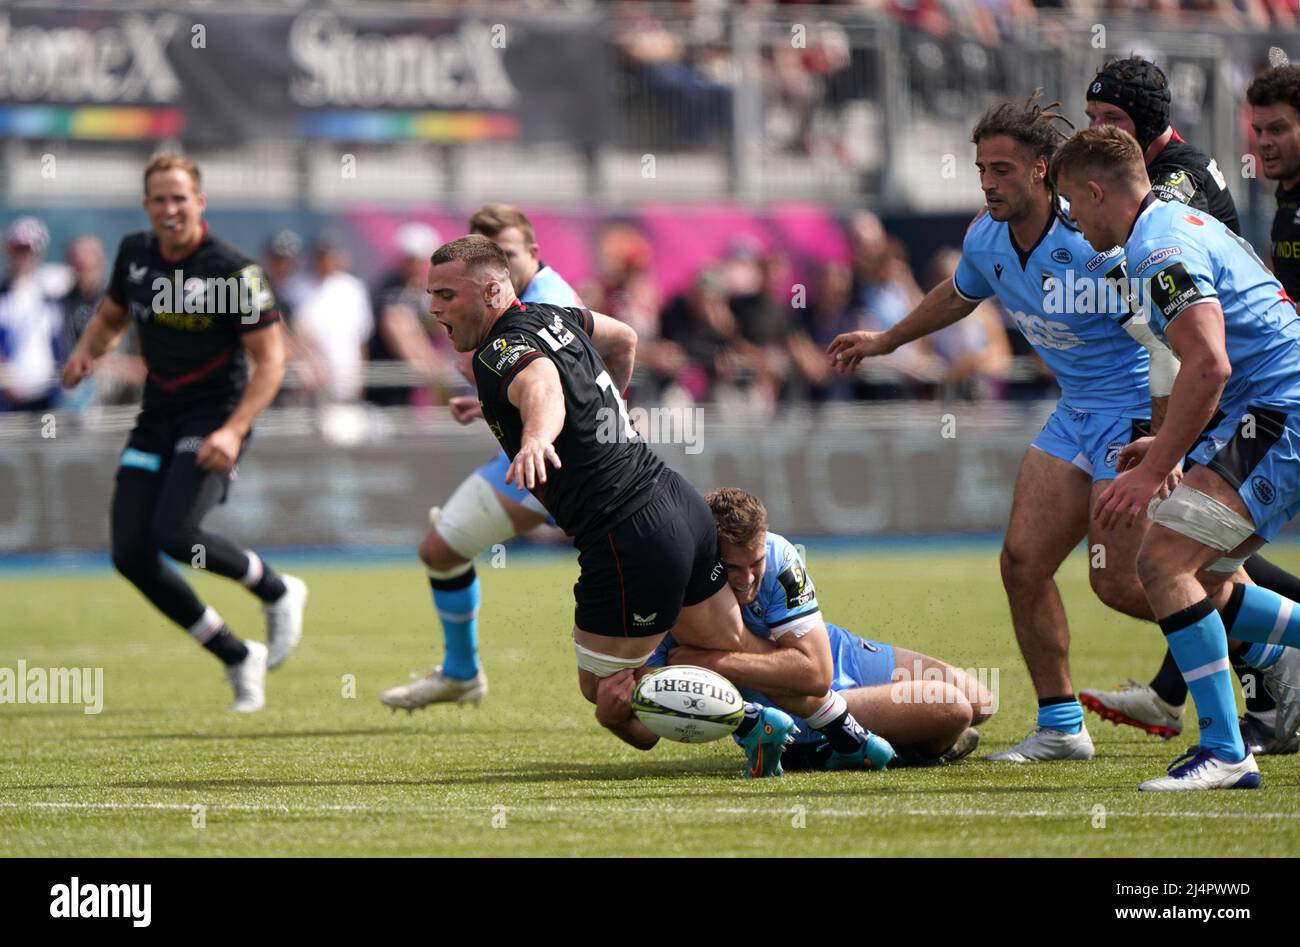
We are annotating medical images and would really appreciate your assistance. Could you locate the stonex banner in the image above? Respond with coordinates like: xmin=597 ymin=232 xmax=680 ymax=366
xmin=0 ymin=5 xmax=608 ymax=144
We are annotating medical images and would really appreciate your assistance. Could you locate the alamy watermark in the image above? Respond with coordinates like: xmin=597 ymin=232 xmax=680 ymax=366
xmin=1 ymin=660 xmax=103 ymax=714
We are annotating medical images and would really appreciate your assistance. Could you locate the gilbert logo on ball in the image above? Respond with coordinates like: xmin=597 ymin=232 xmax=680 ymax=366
xmin=631 ymin=665 xmax=744 ymax=743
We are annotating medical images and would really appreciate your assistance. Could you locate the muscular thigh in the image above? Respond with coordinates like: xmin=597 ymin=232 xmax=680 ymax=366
xmin=1087 ymin=477 xmax=1150 ymax=574
xmin=1004 ymin=447 xmax=1092 ymax=570
xmin=890 ymin=646 xmax=993 ymax=713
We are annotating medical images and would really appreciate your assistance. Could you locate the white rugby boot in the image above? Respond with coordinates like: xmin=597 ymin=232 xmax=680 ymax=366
xmin=227 ymin=641 xmax=268 ymax=713
xmin=380 ymin=666 xmax=487 ymax=712
xmin=1139 ymin=746 xmax=1261 ymax=791
xmin=1080 ymin=681 xmax=1183 ymax=739
xmin=1264 ymin=647 xmax=1300 ymax=745
xmin=265 ymin=574 xmax=308 ymax=669
xmin=984 ymin=725 xmax=1094 ymax=762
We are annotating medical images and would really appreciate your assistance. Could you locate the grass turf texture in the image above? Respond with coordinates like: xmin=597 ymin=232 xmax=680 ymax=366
xmin=3 ymin=544 xmax=1299 ymax=857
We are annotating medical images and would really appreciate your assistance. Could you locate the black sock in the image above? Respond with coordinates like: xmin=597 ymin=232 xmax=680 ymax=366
xmin=204 ymin=625 xmax=250 ymax=666
xmin=1245 ymin=554 xmax=1300 ymax=601
xmin=252 ymin=566 xmax=287 ymax=603
xmin=816 ymin=709 xmax=868 ymax=753
xmin=1232 ymin=652 xmax=1277 ymax=714
xmin=734 ymin=702 xmax=762 ymax=739
xmin=1149 ymin=648 xmax=1189 ymax=706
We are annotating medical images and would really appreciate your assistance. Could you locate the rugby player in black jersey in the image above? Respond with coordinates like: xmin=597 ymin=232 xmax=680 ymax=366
xmin=1249 ymin=65 xmax=1300 ymax=304
xmin=1085 ymin=56 xmax=1241 ymax=233
xmin=1081 ymin=62 xmax=1300 ymax=751
xmin=61 ymin=154 xmax=307 ymax=713
xmin=426 ymin=236 xmax=893 ymax=773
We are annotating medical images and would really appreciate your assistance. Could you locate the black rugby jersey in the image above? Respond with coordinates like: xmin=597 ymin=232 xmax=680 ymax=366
xmin=472 ymin=302 xmax=664 ymax=541
xmin=1147 ymin=132 xmax=1241 ymax=235
xmin=106 ymin=229 xmax=279 ymax=410
xmin=1272 ymin=180 xmax=1300 ymax=305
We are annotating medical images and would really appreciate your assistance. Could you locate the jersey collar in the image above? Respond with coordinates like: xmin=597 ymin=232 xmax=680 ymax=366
xmin=1124 ymin=191 xmax=1160 ymax=244
xmin=1008 ymin=206 xmax=1056 ymax=270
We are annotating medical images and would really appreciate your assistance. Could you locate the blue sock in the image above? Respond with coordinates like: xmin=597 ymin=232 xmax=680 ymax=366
xmin=430 ymin=566 xmax=480 ymax=680
xmin=1223 ymin=583 xmax=1300 ymax=649
xmin=1037 ymin=697 xmax=1083 ymax=734
xmin=1161 ymin=599 xmax=1245 ymax=762
xmin=1240 ymin=641 xmax=1285 ymax=671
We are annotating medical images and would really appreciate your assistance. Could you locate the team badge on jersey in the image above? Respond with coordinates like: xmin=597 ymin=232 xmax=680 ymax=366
xmin=777 ymin=561 xmax=813 ymax=609
xmin=1152 ymin=170 xmax=1198 ymax=205
xmin=479 ymin=333 xmax=537 ymax=375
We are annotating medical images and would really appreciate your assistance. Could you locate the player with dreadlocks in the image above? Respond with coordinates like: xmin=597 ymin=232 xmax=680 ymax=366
xmin=1080 ymin=58 xmax=1300 ymax=756
xmin=829 ymin=91 xmax=1191 ymax=762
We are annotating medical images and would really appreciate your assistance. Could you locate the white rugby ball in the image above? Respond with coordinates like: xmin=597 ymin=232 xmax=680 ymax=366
xmin=631 ymin=665 xmax=744 ymax=743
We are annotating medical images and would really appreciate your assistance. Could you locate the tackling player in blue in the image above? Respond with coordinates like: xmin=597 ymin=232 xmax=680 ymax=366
xmin=647 ymin=488 xmax=996 ymax=773
xmin=381 ymin=204 xmax=581 ymax=711
xmin=829 ymin=92 xmax=1178 ymax=763
xmin=1054 ymin=124 xmax=1300 ymax=789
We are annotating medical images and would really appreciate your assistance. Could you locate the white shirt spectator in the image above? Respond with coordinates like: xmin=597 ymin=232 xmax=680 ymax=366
xmin=0 ymin=271 xmax=62 ymax=405
xmin=292 ymin=271 xmax=373 ymax=402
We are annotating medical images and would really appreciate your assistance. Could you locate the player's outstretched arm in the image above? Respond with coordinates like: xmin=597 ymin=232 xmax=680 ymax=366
xmin=197 ymin=323 xmax=287 ymax=474
xmin=827 ymin=278 xmax=977 ymax=374
xmin=587 ymin=310 xmax=637 ymax=392
xmin=505 ymin=356 xmax=565 ymax=490
xmin=669 ymin=623 xmax=834 ymax=698
xmin=1099 ymin=300 xmax=1229 ymax=529
xmin=61 ymin=296 xmax=131 ymax=388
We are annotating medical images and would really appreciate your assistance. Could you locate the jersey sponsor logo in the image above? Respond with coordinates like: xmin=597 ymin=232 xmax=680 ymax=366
xmin=1133 ymin=246 xmax=1181 ymax=277
xmin=127 ymin=263 xmax=148 ymax=283
xmin=1183 ymin=215 xmax=1205 ymax=227
xmin=632 ymin=611 xmax=658 ymax=627
xmin=1252 ymin=475 xmax=1276 ymax=505
xmin=1051 ymin=248 xmax=1073 ymax=264
xmin=487 ymin=419 xmax=505 ymax=441
xmin=1276 ymin=240 xmax=1300 ymax=260
xmin=1207 ymin=158 xmax=1227 ymax=190
xmin=174 ymin=436 xmax=205 ymax=455
xmin=1008 ymin=309 xmax=1084 ymax=350
xmin=861 ymin=641 xmax=880 ymax=653
xmin=1085 ymin=247 xmax=1122 ymax=271
xmin=710 ymin=562 xmax=724 ymax=582
xmin=1147 ymin=261 xmax=1203 ymax=320
xmin=993 ymin=263 xmax=1003 ymax=280
xmin=537 ymin=312 xmax=575 ymax=351
xmin=777 ymin=562 xmax=813 ymax=609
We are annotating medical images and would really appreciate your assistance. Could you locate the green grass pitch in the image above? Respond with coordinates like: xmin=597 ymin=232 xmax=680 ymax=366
xmin=3 ymin=543 xmax=1299 ymax=857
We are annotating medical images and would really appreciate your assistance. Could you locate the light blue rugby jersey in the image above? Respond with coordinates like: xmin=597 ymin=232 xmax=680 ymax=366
xmin=1126 ymin=197 xmax=1300 ymax=413
xmin=953 ymin=205 xmax=1150 ymax=415
xmin=648 ymin=531 xmax=825 ymax=670
xmin=520 ymin=263 xmax=581 ymax=307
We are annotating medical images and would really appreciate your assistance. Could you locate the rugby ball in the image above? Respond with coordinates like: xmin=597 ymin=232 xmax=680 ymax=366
xmin=631 ymin=665 xmax=744 ymax=743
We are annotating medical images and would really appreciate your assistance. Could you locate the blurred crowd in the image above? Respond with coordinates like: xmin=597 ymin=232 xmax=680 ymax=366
xmin=0 ymin=210 xmax=1057 ymax=417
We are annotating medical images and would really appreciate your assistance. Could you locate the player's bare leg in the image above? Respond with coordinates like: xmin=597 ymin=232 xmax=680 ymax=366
xmin=381 ymin=479 xmax=545 ymax=711
xmin=1130 ymin=467 xmax=1264 ymax=790
xmin=986 ymin=448 xmax=1095 ymax=762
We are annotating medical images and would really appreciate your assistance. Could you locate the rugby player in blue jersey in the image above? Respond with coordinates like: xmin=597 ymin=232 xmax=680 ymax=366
xmin=1055 ymin=125 xmax=1300 ymax=789
xmin=648 ymin=488 xmax=996 ymax=771
xmin=381 ymin=204 xmax=582 ymax=711
xmin=829 ymin=92 xmax=1189 ymax=763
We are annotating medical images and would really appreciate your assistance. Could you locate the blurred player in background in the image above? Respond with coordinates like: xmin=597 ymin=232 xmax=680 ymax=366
xmin=1056 ymin=126 xmax=1300 ymax=789
xmin=426 ymin=236 xmax=893 ymax=773
xmin=1081 ymin=60 xmax=1300 ymax=754
xmin=830 ymin=93 xmax=1175 ymax=763
xmin=649 ymin=488 xmax=995 ymax=770
xmin=381 ymin=204 xmax=581 ymax=711
xmin=0 ymin=216 xmax=63 ymax=412
xmin=364 ymin=222 xmax=445 ymax=408
xmin=61 ymin=154 xmax=307 ymax=712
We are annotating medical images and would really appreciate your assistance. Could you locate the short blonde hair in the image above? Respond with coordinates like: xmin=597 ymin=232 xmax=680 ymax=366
xmin=1048 ymin=126 xmax=1149 ymax=193
xmin=143 ymin=153 xmax=202 ymax=194
xmin=706 ymin=488 xmax=768 ymax=546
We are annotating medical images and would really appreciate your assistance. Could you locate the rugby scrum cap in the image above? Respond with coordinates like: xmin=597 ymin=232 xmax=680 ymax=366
xmin=1086 ymin=57 xmax=1171 ymax=151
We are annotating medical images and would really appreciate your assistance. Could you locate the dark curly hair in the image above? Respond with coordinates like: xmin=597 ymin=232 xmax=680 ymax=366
xmin=1247 ymin=66 xmax=1300 ymax=114
xmin=972 ymin=89 xmax=1076 ymax=226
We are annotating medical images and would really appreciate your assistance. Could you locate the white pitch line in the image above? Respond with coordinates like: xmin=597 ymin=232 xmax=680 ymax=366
xmin=2 ymin=801 xmax=1299 ymax=820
